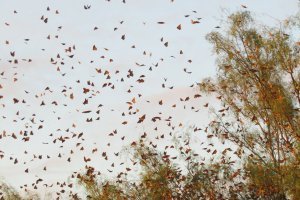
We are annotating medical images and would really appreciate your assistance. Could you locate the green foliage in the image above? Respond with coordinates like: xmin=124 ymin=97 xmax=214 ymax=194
xmin=203 ymin=11 xmax=300 ymax=199
xmin=244 ymin=159 xmax=300 ymax=199
xmin=77 ymin=167 xmax=127 ymax=200
xmin=77 ymin=138 xmax=241 ymax=200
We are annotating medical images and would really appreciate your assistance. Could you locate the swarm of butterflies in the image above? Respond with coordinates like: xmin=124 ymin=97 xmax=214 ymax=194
xmin=0 ymin=1 xmax=248 ymax=199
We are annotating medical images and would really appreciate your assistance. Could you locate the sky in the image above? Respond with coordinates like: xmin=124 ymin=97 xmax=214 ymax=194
xmin=0 ymin=0 xmax=299 ymax=198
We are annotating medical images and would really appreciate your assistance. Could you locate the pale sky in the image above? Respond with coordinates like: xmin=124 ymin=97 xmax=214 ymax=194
xmin=0 ymin=0 xmax=298 ymax=198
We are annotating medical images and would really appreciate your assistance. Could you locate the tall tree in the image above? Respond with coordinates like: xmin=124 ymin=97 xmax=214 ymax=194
xmin=201 ymin=11 xmax=300 ymax=199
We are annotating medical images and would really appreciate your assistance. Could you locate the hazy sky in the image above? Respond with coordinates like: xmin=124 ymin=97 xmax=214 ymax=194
xmin=0 ymin=0 xmax=298 ymax=197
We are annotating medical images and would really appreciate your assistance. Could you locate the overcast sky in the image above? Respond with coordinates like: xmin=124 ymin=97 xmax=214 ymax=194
xmin=0 ymin=0 xmax=298 ymax=197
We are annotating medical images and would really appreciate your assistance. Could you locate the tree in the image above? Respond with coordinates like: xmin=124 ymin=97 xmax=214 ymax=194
xmin=0 ymin=181 xmax=40 ymax=200
xmin=0 ymin=181 xmax=22 ymax=200
xmin=201 ymin=11 xmax=300 ymax=199
xmin=77 ymin=135 xmax=241 ymax=200
xmin=77 ymin=168 xmax=126 ymax=200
